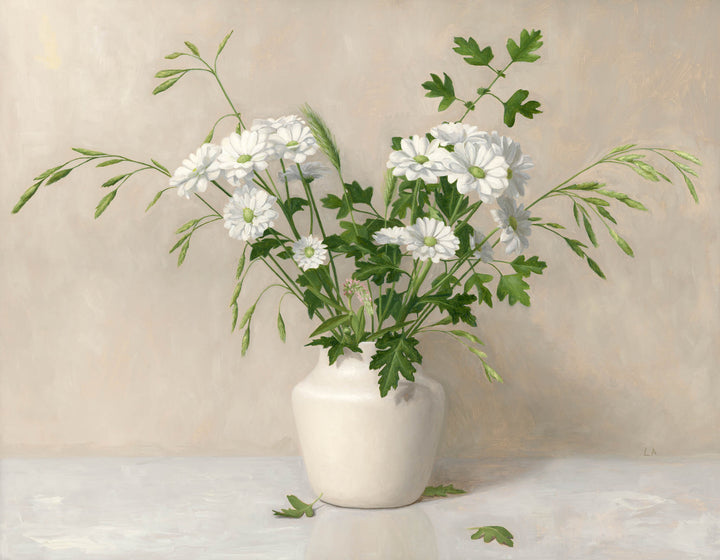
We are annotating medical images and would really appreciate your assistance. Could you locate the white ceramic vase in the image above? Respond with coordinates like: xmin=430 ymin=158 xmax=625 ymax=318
xmin=292 ymin=342 xmax=445 ymax=508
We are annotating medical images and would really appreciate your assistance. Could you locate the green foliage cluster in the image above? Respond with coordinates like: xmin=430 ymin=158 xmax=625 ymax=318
xmin=12 ymin=29 xmax=701 ymax=398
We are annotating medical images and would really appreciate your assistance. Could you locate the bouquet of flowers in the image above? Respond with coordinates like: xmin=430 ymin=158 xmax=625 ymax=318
xmin=12 ymin=29 xmax=700 ymax=396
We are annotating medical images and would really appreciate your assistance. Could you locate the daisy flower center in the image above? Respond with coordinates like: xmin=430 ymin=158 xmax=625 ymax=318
xmin=242 ymin=208 xmax=255 ymax=223
xmin=468 ymin=165 xmax=486 ymax=179
xmin=413 ymin=155 xmax=429 ymax=164
xmin=236 ymin=154 xmax=252 ymax=164
xmin=508 ymin=216 xmax=518 ymax=231
xmin=304 ymin=246 xmax=315 ymax=258
xmin=423 ymin=236 xmax=437 ymax=247
xmin=507 ymin=168 xmax=514 ymax=179
xmin=286 ymin=140 xmax=299 ymax=148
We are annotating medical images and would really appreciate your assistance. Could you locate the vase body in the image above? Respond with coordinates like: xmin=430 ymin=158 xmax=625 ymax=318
xmin=292 ymin=342 xmax=445 ymax=508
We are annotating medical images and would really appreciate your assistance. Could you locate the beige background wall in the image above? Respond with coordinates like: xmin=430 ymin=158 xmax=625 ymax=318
xmin=1 ymin=0 xmax=718 ymax=458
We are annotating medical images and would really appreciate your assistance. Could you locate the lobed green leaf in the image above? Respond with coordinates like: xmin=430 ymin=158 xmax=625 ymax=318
xmin=506 ymin=28 xmax=543 ymax=63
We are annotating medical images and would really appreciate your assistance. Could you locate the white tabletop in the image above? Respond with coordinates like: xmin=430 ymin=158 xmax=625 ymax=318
xmin=1 ymin=455 xmax=719 ymax=558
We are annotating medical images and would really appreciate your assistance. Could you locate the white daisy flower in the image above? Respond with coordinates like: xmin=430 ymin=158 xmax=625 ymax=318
xmin=491 ymin=196 xmax=532 ymax=255
xmin=429 ymin=122 xmax=487 ymax=147
xmin=404 ymin=217 xmax=459 ymax=263
xmin=251 ymin=114 xmax=304 ymax=135
xmin=269 ymin=120 xmax=318 ymax=164
xmin=223 ymin=185 xmax=278 ymax=241
xmin=445 ymin=140 xmax=509 ymax=203
xmin=170 ymin=143 xmax=222 ymax=199
xmin=292 ymin=235 xmax=329 ymax=271
xmin=278 ymin=162 xmax=328 ymax=183
xmin=469 ymin=229 xmax=494 ymax=262
xmin=387 ymin=135 xmax=448 ymax=184
xmin=485 ymin=131 xmax=534 ymax=198
xmin=217 ymin=130 xmax=273 ymax=186
xmin=373 ymin=226 xmax=409 ymax=246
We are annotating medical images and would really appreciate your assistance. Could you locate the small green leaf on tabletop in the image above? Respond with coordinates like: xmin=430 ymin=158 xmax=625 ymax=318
xmin=273 ymin=494 xmax=320 ymax=519
xmin=423 ymin=484 xmax=466 ymax=498
xmin=470 ymin=526 xmax=514 ymax=547
xmin=506 ymin=28 xmax=543 ymax=62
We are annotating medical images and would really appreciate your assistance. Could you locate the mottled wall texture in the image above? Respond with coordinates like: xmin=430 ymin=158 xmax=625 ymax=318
xmin=2 ymin=0 xmax=718 ymax=458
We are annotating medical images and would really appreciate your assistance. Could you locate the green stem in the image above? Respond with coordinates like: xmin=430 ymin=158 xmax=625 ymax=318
xmin=194 ymin=193 xmax=222 ymax=217
xmin=212 ymin=180 xmax=232 ymax=197
xmin=458 ymin=61 xmax=512 ymax=123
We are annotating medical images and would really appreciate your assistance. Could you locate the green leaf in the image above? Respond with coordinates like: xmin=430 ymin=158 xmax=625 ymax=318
xmin=152 ymin=76 xmax=182 ymax=95
xmin=151 ymin=159 xmax=170 ymax=175
xmin=34 ymin=164 xmax=63 ymax=182
xmin=496 ymin=274 xmax=530 ymax=306
xmin=216 ymin=30 xmax=233 ymax=57
xmin=12 ymin=182 xmax=41 ymax=214
xmin=273 ymin=495 xmax=316 ymax=518
xmin=452 ymin=37 xmax=494 ymax=66
xmin=277 ymin=311 xmax=286 ymax=342
xmin=449 ymin=330 xmax=484 ymax=346
xmin=608 ymin=229 xmax=634 ymax=257
xmin=146 ymin=188 xmax=171 ymax=212
xmin=506 ymin=28 xmax=543 ymax=62
xmin=563 ymin=182 xmax=602 ymax=191
xmin=101 ymin=174 xmax=128 ymax=188
xmin=467 ymin=346 xmax=488 ymax=360
xmin=236 ymin=252 xmax=246 ymax=280
xmin=154 ymin=69 xmax=186 ymax=78
xmin=169 ymin=233 xmax=191 ymax=254
xmin=309 ymin=314 xmax=351 ymax=338
xmin=176 ymin=218 xmax=199 ymax=234
xmin=464 ymin=273 xmax=493 ymax=307
xmin=683 ymin=174 xmax=699 ymax=203
xmin=414 ymin=293 xmax=477 ymax=326
xmin=96 ymin=159 xmax=125 ymax=167
xmin=370 ymin=334 xmax=422 ymax=397
xmin=614 ymin=153 xmax=645 ymax=162
xmin=586 ymin=257 xmax=606 ymax=279
xmin=633 ymin=161 xmax=660 ymax=182
xmin=672 ymin=150 xmax=701 ymax=165
xmin=607 ymin=143 xmax=636 ymax=155
xmin=164 ymin=52 xmax=184 ymax=59
xmin=184 ymin=40 xmax=200 ymax=56
xmin=582 ymin=215 xmax=598 ymax=247
xmin=596 ymin=205 xmax=617 ymax=224
xmin=230 ymin=302 xmax=238 ymax=331
xmin=423 ymin=484 xmax=466 ymax=497
xmin=470 ymin=526 xmax=514 ymax=547
xmin=503 ymin=89 xmax=541 ymax=127
xmin=45 ymin=168 xmax=72 ymax=185
xmin=241 ymin=327 xmax=250 ymax=356
xmin=229 ymin=281 xmax=242 ymax=307
xmin=581 ymin=196 xmax=610 ymax=207
xmin=249 ymin=237 xmax=282 ymax=260
xmin=177 ymin=239 xmax=190 ymax=266
xmin=564 ymin=237 xmax=587 ymax=258
xmin=595 ymin=189 xmax=648 ymax=211
xmin=238 ymin=303 xmax=256 ymax=330
xmin=421 ymin=72 xmax=455 ymax=112
xmin=94 ymin=189 xmax=117 ymax=219
xmin=71 ymin=148 xmax=106 ymax=156
xmin=483 ymin=361 xmax=503 ymax=383
xmin=383 ymin=169 xmax=397 ymax=208
xmin=510 ymin=255 xmax=547 ymax=277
